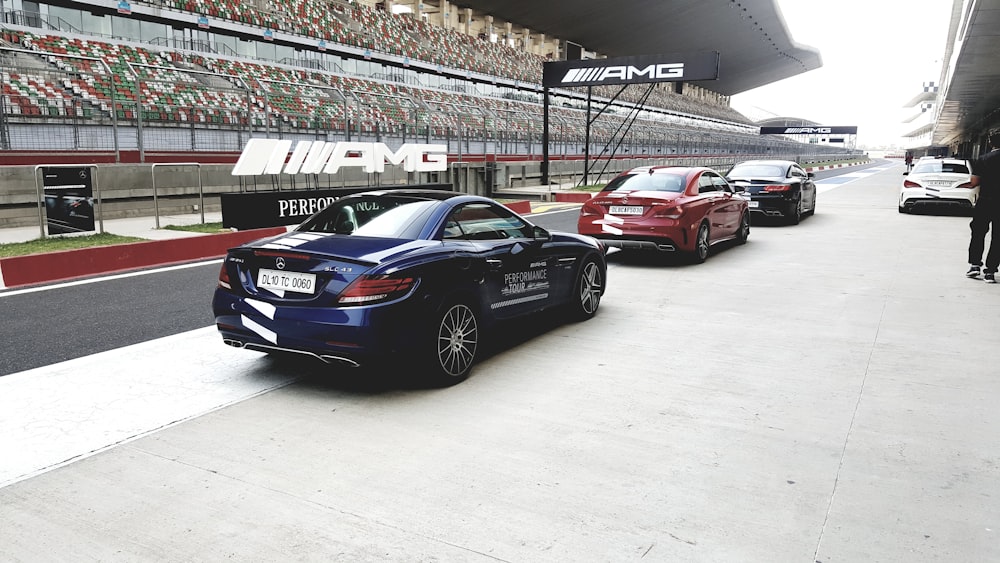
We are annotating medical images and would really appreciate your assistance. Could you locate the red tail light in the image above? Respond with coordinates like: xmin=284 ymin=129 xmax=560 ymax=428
xmin=652 ymin=204 xmax=684 ymax=218
xmin=580 ymin=202 xmax=604 ymax=216
xmin=903 ymin=180 xmax=922 ymax=188
xmin=763 ymin=184 xmax=792 ymax=192
xmin=218 ymin=264 xmax=232 ymax=290
xmin=338 ymin=274 xmax=417 ymax=305
xmin=957 ymin=182 xmax=975 ymax=189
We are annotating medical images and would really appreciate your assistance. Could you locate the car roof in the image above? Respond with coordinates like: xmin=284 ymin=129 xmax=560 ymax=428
xmin=623 ymin=165 xmax=709 ymax=175
xmin=731 ymin=159 xmax=798 ymax=166
xmin=346 ymin=188 xmax=467 ymax=201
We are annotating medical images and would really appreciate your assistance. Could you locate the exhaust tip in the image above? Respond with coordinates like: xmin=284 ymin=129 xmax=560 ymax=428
xmin=223 ymin=339 xmax=246 ymax=348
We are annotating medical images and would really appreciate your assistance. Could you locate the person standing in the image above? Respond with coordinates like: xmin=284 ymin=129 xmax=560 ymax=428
xmin=967 ymin=133 xmax=1000 ymax=283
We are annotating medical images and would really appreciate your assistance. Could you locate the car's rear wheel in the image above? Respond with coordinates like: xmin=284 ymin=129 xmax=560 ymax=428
xmin=898 ymin=203 xmax=907 ymax=214
xmin=737 ymin=212 xmax=750 ymax=245
xmin=427 ymin=300 xmax=479 ymax=386
xmin=693 ymin=222 xmax=710 ymax=263
xmin=789 ymin=199 xmax=802 ymax=225
xmin=568 ymin=257 xmax=603 ymax=321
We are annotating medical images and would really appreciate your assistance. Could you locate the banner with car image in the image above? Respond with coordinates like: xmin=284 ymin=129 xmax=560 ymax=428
xmin=43 ymin=167 xmax=95 ymax=235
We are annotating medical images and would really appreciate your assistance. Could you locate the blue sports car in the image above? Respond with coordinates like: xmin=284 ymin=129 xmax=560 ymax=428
xmin=213 ymin=189 xmax=607 ymax=385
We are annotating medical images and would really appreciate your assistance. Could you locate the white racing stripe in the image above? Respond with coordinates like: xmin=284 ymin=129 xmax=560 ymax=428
xmin=0 ymin=327 xmax=298 ymax=488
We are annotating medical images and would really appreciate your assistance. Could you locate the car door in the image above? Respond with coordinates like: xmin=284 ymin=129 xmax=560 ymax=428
xmin=710 ymin=172 xmax=742 ymax=236
xmin=697 ymin=172 xmax=730 ymax=240
xmin=791 ymin=164 xmax=815 ymax=210
xmin=446 ymin=202 xmax=564 ymax=319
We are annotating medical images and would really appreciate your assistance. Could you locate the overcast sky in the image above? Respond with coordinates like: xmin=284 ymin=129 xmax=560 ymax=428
xmin=729 ymin=0 xmax=954 ymax=147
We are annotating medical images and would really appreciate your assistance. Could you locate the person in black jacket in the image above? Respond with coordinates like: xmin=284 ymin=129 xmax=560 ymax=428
xmin=967 ymin=133 xmax=1000 ymax=283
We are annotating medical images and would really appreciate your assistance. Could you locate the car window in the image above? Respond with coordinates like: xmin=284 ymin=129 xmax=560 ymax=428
xmin=603 ymin=172 xmax=685 ymax=193
xmin=728 ymin=164 xmax=786 ymax=178
xmin=911 ymin=161 xmax=970 ymax=175
xmin=790 ymin=166 xmax=805 ymax=178
xmin=710 ymin=174 xmax=731 ymax=193
xmin=297 ymin=195 xmax=437 ymax=239
xmin=697 ymin=174 xmax=716 ymax=194
xmin=444 ymin=203 xmax=533 ymax=241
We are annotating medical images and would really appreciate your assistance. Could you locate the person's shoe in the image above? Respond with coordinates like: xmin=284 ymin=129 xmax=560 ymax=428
xmin=966 ymin=265 xmax=981 ymax=278
xmin=985 ymin=272 xmax=997 ymax=284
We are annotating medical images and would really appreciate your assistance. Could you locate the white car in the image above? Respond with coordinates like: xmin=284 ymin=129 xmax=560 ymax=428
xmin=899 ymin=157 xmax=977 ymax=213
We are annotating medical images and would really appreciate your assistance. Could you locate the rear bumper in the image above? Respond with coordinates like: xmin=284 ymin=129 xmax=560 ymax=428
xmin=747 ymin=194 xmax=797 ymax=216
xmin=900 ymin=188 xmax=976 ymax=210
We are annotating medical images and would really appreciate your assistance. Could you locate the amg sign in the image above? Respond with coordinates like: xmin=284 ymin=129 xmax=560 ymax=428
xmin=560 ymin=63 xmax=684 ymax=85
xmin=233 ymin=139 xmax=449 ymax=176
xmin=759 ymin=126 xmax=859 ymax=135
xmin=543 ymin=51 xmax=719 ymax=88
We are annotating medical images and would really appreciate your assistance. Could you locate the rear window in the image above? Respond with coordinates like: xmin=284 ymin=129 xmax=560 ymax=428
xmin=603 ymin=173 xmax=685 ymax=193
xmin=911 ymin=161 xmax=970 ymax=175
xmin=728 ymin=164 xmax=786 ymax=178
xmin=296 ymin=195 xmax=438 ymax=239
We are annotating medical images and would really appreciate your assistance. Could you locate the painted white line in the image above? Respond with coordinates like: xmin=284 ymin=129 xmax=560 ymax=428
xmin=0 ymin=259 xmax=224 ymax=298
xmin=0 ymin=326 xmax=298 ymax=488
xmin=0 ymin=261 xmax=6 ymax=290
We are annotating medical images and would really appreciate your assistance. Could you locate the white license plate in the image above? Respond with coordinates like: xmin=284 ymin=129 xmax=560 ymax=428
xmin=927 ymin=181 xmax=952 ymax=187
xmin=257 ymin=268 xmax=316 ymax=294
xmin=609 ymin=205 xmax=644 ymax=215
xmin=748 ymin=200 xmax=759 ymax=208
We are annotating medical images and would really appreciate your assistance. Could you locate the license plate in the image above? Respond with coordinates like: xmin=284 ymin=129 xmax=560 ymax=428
xmin=256 ymin=268 xmax=316 ymax=294
xmin=748 ymin=200 xmax=759 ymax=208
xmin=927 ymin=180 xmax=952 ymax=187
xmin=609 ymin=205 xmax=644 ymax=215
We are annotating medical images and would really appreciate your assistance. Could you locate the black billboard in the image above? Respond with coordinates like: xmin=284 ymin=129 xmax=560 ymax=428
xmin=543 ymin=52 xmax=720 ymax=88
xmin=43 ymin=167 xmax=95 ymax=235
xmin=221 ymin=185 xmax=452 ymax=230
xmin=759 ymin=126 xmax=858 ymax=135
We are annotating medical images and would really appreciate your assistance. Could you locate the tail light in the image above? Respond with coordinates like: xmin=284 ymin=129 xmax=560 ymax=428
xmin=218 ymin=264 xmax=232 ymax=290
xmin=903 ymin=180 xmax=922 ymax=188
xmin=338 ymin=274 xmax=417 ymax=305
xmin=653 ymin=204 xmax=684 ymax=219
xmin=957 ymin=181 xmax=975 ymax=189
xmin=580 ymin=202 xmax=604 ymax=216
xmin=763 ymin=184 xmax=792 ymax=192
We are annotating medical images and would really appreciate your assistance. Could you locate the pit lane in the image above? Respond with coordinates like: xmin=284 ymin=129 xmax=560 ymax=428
xmin=1 ymin=160 xmax=997 ymax=562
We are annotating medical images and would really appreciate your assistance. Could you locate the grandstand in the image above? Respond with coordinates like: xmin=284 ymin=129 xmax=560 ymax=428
xmin=0 ymin=0 xmax=858 ymax=166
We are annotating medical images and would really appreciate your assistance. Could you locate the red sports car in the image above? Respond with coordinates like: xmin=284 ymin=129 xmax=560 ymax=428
xmin=577 ymin=166 xmax=750 ymax=262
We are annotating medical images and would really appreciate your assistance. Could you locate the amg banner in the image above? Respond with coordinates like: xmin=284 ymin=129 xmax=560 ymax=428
xmin=760 ymin=126 xmax=859 ymax=135
xmin=542 ymin=52 xmax=720 ymax=88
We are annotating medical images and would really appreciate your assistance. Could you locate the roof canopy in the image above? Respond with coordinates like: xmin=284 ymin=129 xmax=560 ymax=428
xmin=450 ymin=0 xmax=821 ymax=96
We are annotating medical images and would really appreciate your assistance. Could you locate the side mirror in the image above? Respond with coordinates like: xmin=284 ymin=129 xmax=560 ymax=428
xmin=732 ymin=185 xmax=745 ymax=193
xmin=807 ymin=172 xmax=815 ymax=178
xmin=902 ymin=172 xmax=908 ymax=176
xmin=533 ymin=226 xmax=552 ymax=242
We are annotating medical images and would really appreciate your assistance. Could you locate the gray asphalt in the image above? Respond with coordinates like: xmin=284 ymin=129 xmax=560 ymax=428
xmin=1 ymin=161 xmax=998 ymax=562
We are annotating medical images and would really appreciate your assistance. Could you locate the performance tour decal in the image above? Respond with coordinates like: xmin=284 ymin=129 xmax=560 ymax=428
xmin=502 ymin=265 xmax=548 ymax=296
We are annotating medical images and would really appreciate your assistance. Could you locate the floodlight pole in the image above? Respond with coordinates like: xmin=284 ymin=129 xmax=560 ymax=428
xmin=542 ymin=86 xmax=550 ymax=186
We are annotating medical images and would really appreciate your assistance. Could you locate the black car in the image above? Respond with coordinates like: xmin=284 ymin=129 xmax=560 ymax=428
xmin=213 ymin=189 xmax=607 ymax=385
xmin=725 ymin=160 xmax=817 ymax=224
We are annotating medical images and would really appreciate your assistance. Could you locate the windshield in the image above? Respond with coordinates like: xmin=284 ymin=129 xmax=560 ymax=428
xmin=296 ymin=195 xmax=438 ymax=239
xmin=604 ymin=173 xmax=685 ymax=193
xmin=728 ymin=164 xmax=786 ymax=178
xmin=911 ymin=161 xmax=969 ymax=175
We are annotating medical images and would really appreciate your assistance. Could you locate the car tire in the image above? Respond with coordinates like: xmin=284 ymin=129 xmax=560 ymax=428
xmin=788 ymin=199 xmax=802 ymax=225
xmin=568 ymin=257 xmax=603 ymax=321
xmin=737 ymin=212 xmax=750 ymax=245
xmin=898 ymin=205 xmax=907 ymax=214
xmin=693 ymin=222 xmax=710 ymax=263
xmin=426 ymin=299 xmax=479 ymax=386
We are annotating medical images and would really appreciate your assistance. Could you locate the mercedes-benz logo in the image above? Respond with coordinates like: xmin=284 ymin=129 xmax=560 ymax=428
xmin=275 ymin=257 xmax=286 ymax=270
